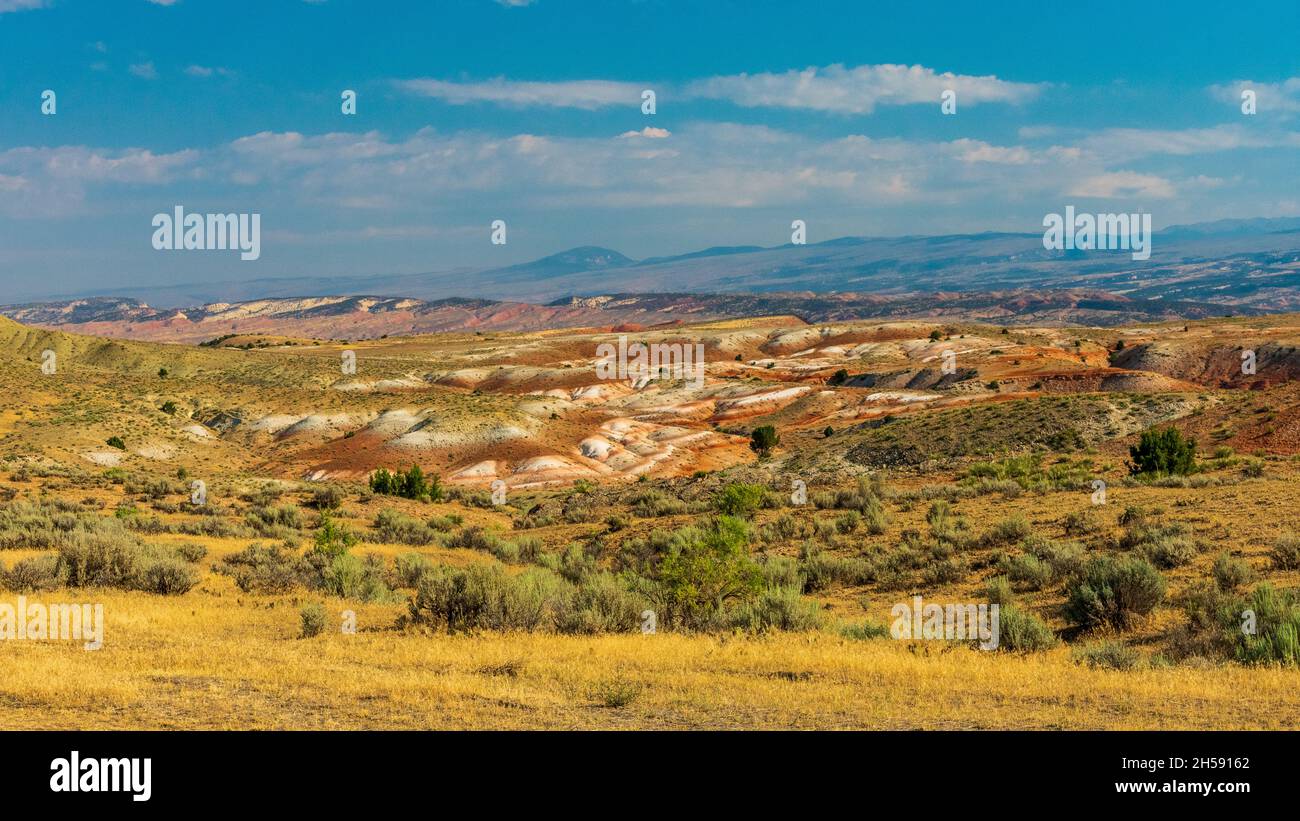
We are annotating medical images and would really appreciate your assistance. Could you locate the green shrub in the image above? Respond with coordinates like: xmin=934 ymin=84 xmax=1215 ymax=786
xmin=1074 ymin=640 xmax=1141 ymax=670
xmin=1065 ymin=556 xmax=1166 ymax=630
xmin=657 ymin=516 xmax=763 ymax=629
xmin=553 ymin=572 xmax=647 ymax=634
xmin=1271 ymin=533 xmax=1300 ymax=570
xmin=840 ymin=621 xmax=891 ymax=640
xmin=1061 ymin=509 xmax=1101 ymax=536
xmin=245 ymin=504 xmax=303 ymax=538
xmin=427 ymin=514 xmax=461 ymax=532
xmin=300 ymin=602 xmax=327 ymax=638
xmin=448 ymin=525 xmax=504 ymax=554
xmin=1129 ymin=427 xmax=1196 ymax=476
xmin=1212 ymin=553 xmax=1254 ymax=591
xmin=725 ymin=585 xmax=822 ymax=632
xmin=1001 ymin=553 xmax=1053 ymax=590
xmin=835 ymin=510 xmax=861 ymax=534
xmin=322 ymin=553 xmax=365 ymax=599
xmin=981 ymin=515 xmax=1032 ymax=547
xmin=407 ymin=564 xmax=563 ymax=633
xmin=1137 ymin=533 xmax=1198 ymax=569
xmin=372 ymin=508 xmax=438 ymax=545
xmin=217 ymin=542 xmax=311 ymax=593
xmin=758 ymin=513 xmax=806 ymax=544
xmin=368 ymin=465 xmax=442 ymax=501
xmin=393 ymin=552 xmax=434 ymax=587
xmin=589 ymin=676 xmax=643 ymax=708
xmin=714 ymin=483 xmax=766 ymax=517
xmin=799 ymin=544 xmax=873 ymax=592
xmin=749 ymin=425 xmax=780 ymax=457
xmin=983 ymin=575 xmax=1015 ymax=607
xmin=312 ymin=511 xmax=357 ymax=557
xmin=1023 ymin=537 xmax=1084 ymax=579
xmin=1237 ymin=584 xmax=1300 ymax=665
xmin=137 ymin=556 xmax=199 ymax=595
xmin=538 ymin=542 xmax=598 ymax=583
xmin=922 ymin=556 xmax=968 ymax=586
xmin=996 ymin=604 xmax=1056 ymax=652
xmin=310 ymin=486 xmax=344 ymax=511
xmin=1 ymin=554 xmax=61 ymax=592
xmin=321 ymin=553 xmax=389 ymax=602
xmin=175 ymin=542 xmax=207 ymax=563
xmin=756 ymin=554 xmax=802 ymax=590
xmin=56 ymin=528 xmax=144 ymax=588
xmin=0 ymin=500 xmax=70 ymax=549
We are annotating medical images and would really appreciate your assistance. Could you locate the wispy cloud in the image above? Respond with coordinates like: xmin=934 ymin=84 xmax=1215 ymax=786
xmin=129 ymin=61 xmax=158 ymax=79
xmin=1209 ymin=77 xmax=1300 ymax=114
xmin=398 ymin=77 xmax=641 ymax=109
xmin=184 ymin=65 xmax=234 ymax=78
xmin=1078 ymin=124 xmax=1300 ymax=161
xmin=0 ymin=0 xmax=46 ymax=12
xmin=0 ymin=145 xmax=197 ymax=217
xmin=1068 ymin=170 xmax=1176 ymax=199
xmin=397 ymin=63 xmax=1043 ymax=113
xmin=618 ymin=127 xmax=671 ymax=139
xmin=0 ymin=120 xmax=1243 ymax=222
xmin=683 ymin=63 xmax=1044 ymax=113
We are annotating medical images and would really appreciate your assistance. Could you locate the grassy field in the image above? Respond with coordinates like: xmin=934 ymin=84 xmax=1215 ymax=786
xmin=3 ymin=458 xmax=1299 ymax=730
xmin=5 ymin=590 xmax=1299 ymax=730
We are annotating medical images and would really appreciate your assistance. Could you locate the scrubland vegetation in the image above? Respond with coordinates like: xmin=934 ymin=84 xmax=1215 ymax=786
xmin=5 ymin=312 xmax=1300 ymax=728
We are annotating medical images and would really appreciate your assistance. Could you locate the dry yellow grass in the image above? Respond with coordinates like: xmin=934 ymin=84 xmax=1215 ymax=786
xmin=4 ymin=581 xmax=1300 ymax=730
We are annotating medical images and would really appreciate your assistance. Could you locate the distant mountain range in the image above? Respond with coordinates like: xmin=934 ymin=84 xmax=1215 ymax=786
xmin=14 ymin=216 xmax=1300 ymax=311
xmin=4 ymin=217 xmax=1299 ymax=341
xmin=0 ymin=289 xmax=1263 ymax=345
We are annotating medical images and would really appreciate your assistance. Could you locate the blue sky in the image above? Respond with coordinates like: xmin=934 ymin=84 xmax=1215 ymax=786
xmin=1 ymin=0 xmax=1298 ymax=302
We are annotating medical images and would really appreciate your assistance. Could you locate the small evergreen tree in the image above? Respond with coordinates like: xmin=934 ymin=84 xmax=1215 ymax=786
xmin=369 ymin=468 xmax=393 ymax=495
xmin=749 ymin=425 xmax=779 ymax=457
xmin=1129 ymin=427 xmax=1196 ymax=476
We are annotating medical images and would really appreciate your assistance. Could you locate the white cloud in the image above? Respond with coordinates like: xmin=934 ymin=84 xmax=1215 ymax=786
xmin=207 ymin=123 xmax=1082 ymax=212
xmin=396 ymin=63 xmax=1043 ymax=113
xmin=0 ymin=0 xmax=46 ymax=12
xmin=0 ymin=145 xmax=197 ymax=216
xmin=682 ymin=63 xmax=1044 ymax=113
xmin=398 ymin=77 xmax=641 ymax=109
xmin=946 ymin=139 xmax=1034 ymax=165
xmin=1068 ymin=171 xmax=1176 ymax=199
xmin=0 ymin=119 xmax=1270 ymax=228
xmin=618 ymin=127 xmax=671 ymax=139
xmin=1078 ymin=124 xmax=1300 ymax=162
xmin=129 ymin=62 xmax=158 ymax=79
xmin=185 ymin=65 xmax=234 ymax=78
xmin=1209 ymin=78 xmax=1300 ymax=114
